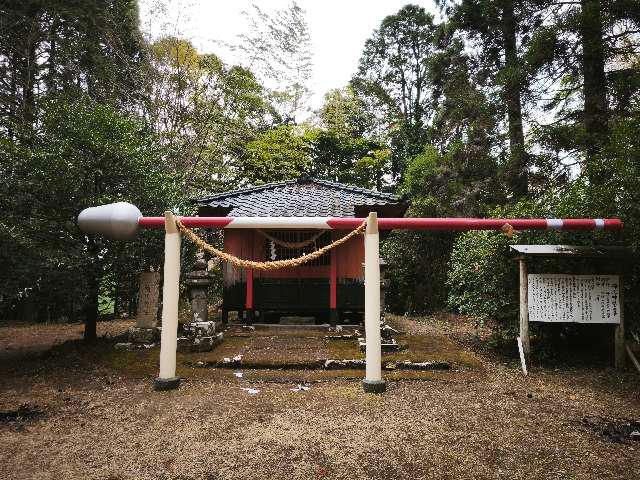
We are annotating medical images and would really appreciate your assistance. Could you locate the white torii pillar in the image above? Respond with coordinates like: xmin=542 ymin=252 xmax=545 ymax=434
xmin=154 ymin=211 xmax=182 ymax=391
xmin=362 ymin=211 xmax=385 ymax=393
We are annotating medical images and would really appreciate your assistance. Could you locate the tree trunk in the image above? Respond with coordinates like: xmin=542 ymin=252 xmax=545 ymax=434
xmin=501 ymin=0 xmax=529 ymax=199
xmin=46 ymin=16 xmax=58 ymax=92
xmin=84 ymin=240 xmax=100 ymax=342
xmin=579 ymin=0 xmax=609 ymax=169
xmin=84 ymin=269 xmax=99 ymax=342
xmin=113 ymin=269 xmax=120 ymax=318
xmin=19 ymin=32 xmax=37 ymax=127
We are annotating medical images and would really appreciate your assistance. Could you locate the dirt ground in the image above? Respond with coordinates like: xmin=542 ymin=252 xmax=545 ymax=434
xmin=0 ymin=315 xmax=639 ymax=480
xmin=0 ymin=319 xmax=135 ymax=360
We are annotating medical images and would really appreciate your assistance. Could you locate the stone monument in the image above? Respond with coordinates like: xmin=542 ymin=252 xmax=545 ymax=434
xmin=130 ymin=270 xmax=161 ymax=343
xmin=116 ymin=270 xmax=161 ymax=349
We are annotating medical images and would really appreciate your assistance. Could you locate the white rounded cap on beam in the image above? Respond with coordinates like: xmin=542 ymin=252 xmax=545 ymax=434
xmin=77 ymin=202 xmax=142 ymax=240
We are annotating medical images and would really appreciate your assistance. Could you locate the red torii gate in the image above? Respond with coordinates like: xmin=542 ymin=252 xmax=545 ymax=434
xmin=78 ymin=202 xmax=623 ymax=393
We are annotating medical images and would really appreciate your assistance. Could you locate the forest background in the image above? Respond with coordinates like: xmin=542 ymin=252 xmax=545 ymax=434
xmin=1 ymin=0 xmax=639 ymax=342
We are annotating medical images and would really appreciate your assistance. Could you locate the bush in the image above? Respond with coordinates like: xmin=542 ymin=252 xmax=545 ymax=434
xmin=383 ymin=229 xmax=455 ymax=314
xmin=447 ymin=230 xmax=516 ymax=324
xmin=384 ymin=142 xmax=503 ymax=315
xmin=445 ymin=191 xmax=623 ymax=334
xmin=383 ymin=195 xmax=456 ymax=314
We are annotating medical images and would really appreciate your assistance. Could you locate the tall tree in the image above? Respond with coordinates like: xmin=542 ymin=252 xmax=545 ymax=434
xmin=0 ymin=0 xmax=146 ymax=131
xmin=0 ymin=97 xmax=177 ymax=338
xmin=439 ymin=0 xmax=540 ymax=199
xmin=429 ymin=24 xmax=501 ymax=161
xmin=352 ymin=4 xmax=438 ymax=181
xmin=501 ymin=0 xmax=529 ymax=198
xmin=310 ymin=87 xmax=390 ymax=189
xmin=523 ymin=0 xmax=639 ymax=186
xmin=232 ymin=1 xmax=313 ymax=123
xmin=579 ymin=0 xmax=609 ymax=159
xmin=143 ymin=37 xmax=274 ymax=196
xmin=241 ymin=124 xmax=314 ymax=184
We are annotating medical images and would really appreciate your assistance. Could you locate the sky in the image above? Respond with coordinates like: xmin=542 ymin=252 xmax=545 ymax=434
xmin=138 ymin=0 xmax=439 ymax=111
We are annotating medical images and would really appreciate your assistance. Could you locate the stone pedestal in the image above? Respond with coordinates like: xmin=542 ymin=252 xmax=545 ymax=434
xmin=129 ymin=326 xmax=160 ymax=344
xmin=177 ymin=320 xmax=223 ymax=353
xmin=177 ymin=329 xmax=224 ymax=353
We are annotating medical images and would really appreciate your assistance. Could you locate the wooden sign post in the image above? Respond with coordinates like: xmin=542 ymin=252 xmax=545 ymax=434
xmin=519 ymin=258 xmax=530 ymax=356
xmin=512 ymin=245 xmax=630 ymax=369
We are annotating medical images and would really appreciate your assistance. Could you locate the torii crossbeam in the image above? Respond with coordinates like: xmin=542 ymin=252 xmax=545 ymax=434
xmin=78 ymin=202 xmax=623 ymax=393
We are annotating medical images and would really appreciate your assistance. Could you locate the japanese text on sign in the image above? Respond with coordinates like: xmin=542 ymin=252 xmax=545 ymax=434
xmin=527 ymin=274 xmax=620 ymax=324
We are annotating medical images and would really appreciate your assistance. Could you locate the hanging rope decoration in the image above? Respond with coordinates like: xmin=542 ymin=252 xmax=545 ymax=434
xmin=175 ymin=218 xmax=367 ymax=271
xmin=257 ymin=229 xmax=326 ymax=249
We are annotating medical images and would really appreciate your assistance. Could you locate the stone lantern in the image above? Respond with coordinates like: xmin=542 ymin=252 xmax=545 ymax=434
xmin=177 ymin=251 xmax=223 ymax=353
xmin=358 ymin=256 xmax=399 ymax=352
xmin=185 ymin=251 xmax=213 ymax=323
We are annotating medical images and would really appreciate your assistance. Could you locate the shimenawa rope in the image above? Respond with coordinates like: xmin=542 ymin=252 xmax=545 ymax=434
xmin=175 ymin=218 xmax=366 ymax=271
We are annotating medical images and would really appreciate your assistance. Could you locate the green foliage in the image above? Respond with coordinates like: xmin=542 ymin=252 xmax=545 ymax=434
xmin=242 ymin=125 xmax=313 ymax=184
xmin=0 ymin=0 xmax=146 ymax=127
xmin=438 ymin=0 xmax=543 ymax=199
xmin=145 ymin=37 xmax=274 ymax=197
xmin=0 ymin=95 xmax=178 ymax=321
xmin=317 ymin=87 xmax=374 ymax=138
xmin=383 ymin=230 xmax=456 ymax=314
xmin=447 ymin=230 xmax=515 ymax=322
xmin=403 ymin=146 xmax=440 ymax=197
xmin=585 ymin=118 xmax=640 ymax=334
xmin=384 ymin=141 xmax=503 ymax=314
xmin=309 ymin=87 xmax=391 ymax=189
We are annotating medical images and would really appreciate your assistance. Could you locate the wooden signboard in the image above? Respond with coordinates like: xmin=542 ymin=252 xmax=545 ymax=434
xmin=527 ymin=274 xmax=621 ymax=324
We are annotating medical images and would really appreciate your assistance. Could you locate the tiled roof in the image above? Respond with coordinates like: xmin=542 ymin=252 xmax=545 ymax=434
xmin=194 ymin=178 xmax=407 ymax=217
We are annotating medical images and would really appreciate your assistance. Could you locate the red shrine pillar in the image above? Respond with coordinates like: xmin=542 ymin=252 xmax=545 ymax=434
xmin=329 ymin=235 xmax=338 ymax=327
xmin=245 ymin=268 xmax=254 ymax=324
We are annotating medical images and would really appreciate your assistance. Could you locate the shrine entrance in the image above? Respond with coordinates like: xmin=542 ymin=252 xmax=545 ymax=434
xmin=77 ymin=200 xmax=623 ymax=393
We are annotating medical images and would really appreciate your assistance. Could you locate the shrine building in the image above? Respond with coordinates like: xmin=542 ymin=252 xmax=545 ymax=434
xmin=193 ymin=177 xmax=408 ymax=325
